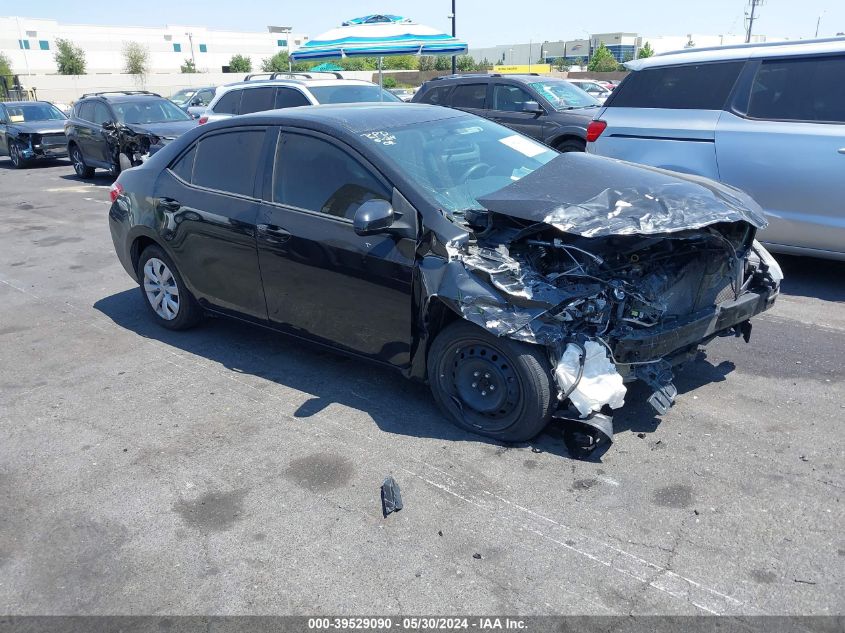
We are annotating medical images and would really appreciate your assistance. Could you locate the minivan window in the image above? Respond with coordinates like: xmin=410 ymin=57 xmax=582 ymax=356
xmin=240 ymin=87 xmax=276 ymax=115
xmin=451 ymin=84 xmax=487 ymax=109
xmin=274 ymin=87 xmax=310 ymax=109
xmin=192 ymin=130 xmax=264 ymax=196
xmin=747 ymin=55 xmax=845 ymax=123
xmin=419 ymin=85 xmax=453 ymax=105
xmin=609 ymin=61 xmax=744 ymax=110
xmin=214 ymin=90 xmax=242 ymax=115
xmin=273 ymin=133 xmax=389 ymax=220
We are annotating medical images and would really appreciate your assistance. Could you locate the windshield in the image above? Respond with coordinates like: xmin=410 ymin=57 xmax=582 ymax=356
xmin=360 ymin=114 xmax=557 ymax=217
xmin=309 ymin=85 xmax=402 ymax=104
xmin=529 ymin=80 xmax=599 ymax=110
xmin=169 ymin=89 xmax=195 ymax=106
xmin=4 ymin=103 xmax=66 ymax=122
xmin=112 ymin=99 xmax=192 ymax=124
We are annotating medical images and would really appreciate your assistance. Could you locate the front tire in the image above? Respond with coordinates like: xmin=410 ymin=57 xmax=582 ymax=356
xmin=137 ymin=244 xmax=202 ymax=330
xmin=9 ymin=143 xmax=29 ymax=169
xmin=428 ymin=321 xmax=555 ymax=442
xmin=70 ymin=144 xmax=95 ymax=179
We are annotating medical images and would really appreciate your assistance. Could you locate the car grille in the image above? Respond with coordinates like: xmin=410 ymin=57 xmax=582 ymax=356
xmin=40 ymin=134 xmax=65 ymax=147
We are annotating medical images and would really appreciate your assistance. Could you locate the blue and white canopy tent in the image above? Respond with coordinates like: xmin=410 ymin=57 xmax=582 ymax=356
xmin=290 ymin=14 xmax=468 ymax=90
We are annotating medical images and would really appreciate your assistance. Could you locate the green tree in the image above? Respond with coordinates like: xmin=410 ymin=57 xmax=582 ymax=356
xmin=337 ymin=57 xmax=378 ymax=71
xmin=638 ymin=41 xmax=654 ymax=59
xmin=587 ymin=43 xmax=618 ymax=72
xmin=0 ymin=52 xmax=12 ymax=78
xmin=479 ymin=57 xmax=493 ymax=70
xmin=228 ymin=54 xmax=252 ymax=72
xmin=382 ymin=76 xmax=397 ymax=89
xmin=261 ymin=51 xmax=290 ymax=72
xmin=382 ymin=55 xmax=418 ymax=70
xmin=418 ymin=55 xmax=435 ymax=71
xmin=54 ymin=39 xmax=86 ymax=75
xmin=456 ymin=54 xmax=476 ymax=71
xmin=123 ymin=41 xmax=149 ymax=76
xmin=180 ymin=59 xmax=197 ymax=73
xmin=434 ymin=56 xmax=451 ymax=71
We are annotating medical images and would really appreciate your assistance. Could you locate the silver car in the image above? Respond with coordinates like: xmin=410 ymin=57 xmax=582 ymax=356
xmin=587 ymin=38 xmax=845 ymax=260
xmin=198 ymin=77 xmax=401 ymax=125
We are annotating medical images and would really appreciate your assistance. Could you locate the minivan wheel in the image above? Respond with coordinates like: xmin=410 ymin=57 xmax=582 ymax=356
xmin=70 ymin=145 xmax=95 ymax=178
xmin=137 ymin=244 xmax=202 ymax=330
xmin=9 ymin=143 xmax=28 ymax=169
xmin=428 ymin=320 xmax=555 ymax=442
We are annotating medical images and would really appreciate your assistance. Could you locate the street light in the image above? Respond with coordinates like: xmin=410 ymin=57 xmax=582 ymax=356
xmin=448 ymin=0 xmax=456 ymax=74
xmin=185 ymin=32 xmax=196 ymax=68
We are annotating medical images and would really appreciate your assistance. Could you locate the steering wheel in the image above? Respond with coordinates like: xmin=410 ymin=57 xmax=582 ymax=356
xmin=460 ymin=162 xmax=492 ymax=183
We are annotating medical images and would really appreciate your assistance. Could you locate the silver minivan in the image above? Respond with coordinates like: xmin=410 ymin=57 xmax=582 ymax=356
xmin=588 ymin=38 xmax=845 ymax=260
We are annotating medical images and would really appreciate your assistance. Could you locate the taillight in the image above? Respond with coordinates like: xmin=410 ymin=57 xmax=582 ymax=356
xmin=198 ymin=116 xmax=209 ymax=125
xmin=109 ymin=182 xmax=124 ymax=203
xmin=586 ymin=120 xmax=607 ymax=143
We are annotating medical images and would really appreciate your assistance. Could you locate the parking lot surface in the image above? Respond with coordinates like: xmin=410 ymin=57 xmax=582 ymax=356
xmin=0 ymin=160 xmax=843 ymax=615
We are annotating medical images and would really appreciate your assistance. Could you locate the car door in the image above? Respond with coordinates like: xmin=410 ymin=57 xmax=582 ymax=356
xmin=87 ymin=101 xmax=115 ymax=164
xmin=74 ymin=101 xmax=98 ymax=161
xmin=153 ymin=126 xmax=269 ymax=319
xmin=256 ymin=128 xmax=416 ymax=366
xmin=716 ymin=54 xmax=845 ymax=256
xmin=448 ymin=82 xmax=488 ymax=118
xmin=487 ymin=82 xmax=546 ymax=140
xmin=0 ymin=105 xmax=8 ymax=155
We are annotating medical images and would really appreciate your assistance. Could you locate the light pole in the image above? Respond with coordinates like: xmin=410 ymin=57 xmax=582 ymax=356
xmin=815 ymin=10 xmax=825 ymax=38
xmin=448 ymin=0 xmax=456 ymax=74
xmin=185 ymin=32 xmax=196 ymax=68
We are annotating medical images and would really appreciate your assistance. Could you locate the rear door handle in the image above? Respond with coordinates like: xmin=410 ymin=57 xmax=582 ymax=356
xmin=838 ymin=148 xmax=845 ymax=154
xmin=257 ymin=224 xmax=291 ymax=244
xmin=159 ymin=198 xmax=181 ymax=212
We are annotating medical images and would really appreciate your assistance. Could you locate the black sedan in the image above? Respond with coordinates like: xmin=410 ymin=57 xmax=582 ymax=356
xmin=0 ymin=101 xmax=68 ymax=168
xmin=107 ymin=104 xmax=782 ymax=456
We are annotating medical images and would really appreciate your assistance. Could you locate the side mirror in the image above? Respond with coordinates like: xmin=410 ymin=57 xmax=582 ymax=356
xmin=522 ymin=100 xmax=543 ymax=114
xmin=353 ymin=199 xmax=395 ymax=236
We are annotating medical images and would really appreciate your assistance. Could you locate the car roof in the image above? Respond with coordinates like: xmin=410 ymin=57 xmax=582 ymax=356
xmin=208 ymin=103 xmax=465 ymax=134
xmin=81 ymin=93 xmax=166 ymax=103
xmin=1 ymin=100 xmax=54 ymax=106
xmin=220 ymin=78 xmax=376 ymax=90
xmin=627 ymin=36 xmax=845 ymax=71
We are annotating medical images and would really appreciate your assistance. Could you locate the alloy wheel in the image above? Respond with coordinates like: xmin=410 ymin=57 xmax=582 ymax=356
xmin=10 ymin=144 xmax=20 ymax=167
xmin=72 ymin=148 xmax=85 ymax=177
xmin=143 ymin=257 xmax=180 ymax=320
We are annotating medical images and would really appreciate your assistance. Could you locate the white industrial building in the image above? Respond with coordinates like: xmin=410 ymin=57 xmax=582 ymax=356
xmin=1 ymin=16 xmax=309 ymax=74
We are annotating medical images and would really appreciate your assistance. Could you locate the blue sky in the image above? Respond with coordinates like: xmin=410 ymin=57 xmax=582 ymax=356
xmin=13 ymin=0 xmax=845 ymax=46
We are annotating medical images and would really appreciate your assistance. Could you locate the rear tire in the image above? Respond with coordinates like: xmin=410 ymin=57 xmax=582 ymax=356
xmin=137 ymin=244 xmax=202 ymax=330
xmin=555 ymin=139 xmax=585 ymax=153
xmin=428 ymin=320 xmax=555 ymax=442
xmin=70 ymin=144 xmax=95 ymax=179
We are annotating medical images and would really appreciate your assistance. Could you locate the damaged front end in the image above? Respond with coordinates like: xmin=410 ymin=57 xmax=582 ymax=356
xmin=103 ymin=122 xmax=173 ymax=171
xmin=425 ymin=153 xmax=782 ymax=457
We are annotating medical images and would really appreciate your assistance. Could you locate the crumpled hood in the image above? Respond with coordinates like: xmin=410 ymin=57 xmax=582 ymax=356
xmin=10 ymin=121 xmax=67 ymax=135
xmin=127 ymin=119 xmax=197 ymax=139
xmin=477 ymin=153 xmax=767 ymax=238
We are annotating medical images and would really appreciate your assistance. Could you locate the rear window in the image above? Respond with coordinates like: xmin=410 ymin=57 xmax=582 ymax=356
xmin=192 ymin=130 xmax=265 ymax=196
xmin=308 ymin=85 xmax=400 ymax=104
xmin=451 ymin=83 xmax=487 ymax=109
xmin=609 ymin=61 xmax=744 ymax=110
xmin=747 ymin=55 xmax=845 ymax=123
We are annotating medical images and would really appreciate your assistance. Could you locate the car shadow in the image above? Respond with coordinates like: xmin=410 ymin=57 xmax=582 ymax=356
xmin=776 ymin=254 xmax=845 ymax=302
xmin=0 ymin=157 xmax=71 ymax=171
xmin=59 ymin=172 xmax=115 ymax=185
xmin=93 ymin=289 xmax=737 ymax=461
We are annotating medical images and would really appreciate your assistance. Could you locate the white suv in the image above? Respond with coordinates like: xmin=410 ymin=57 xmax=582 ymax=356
xmin=198 ymin=76 xmax=401 ymax=125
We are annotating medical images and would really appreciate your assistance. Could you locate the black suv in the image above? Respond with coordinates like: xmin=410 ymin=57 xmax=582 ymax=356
xmin=412 ymin=74 xmax=600 ymax=152
xmin=65 ymin=91 xmax=197 ymax=178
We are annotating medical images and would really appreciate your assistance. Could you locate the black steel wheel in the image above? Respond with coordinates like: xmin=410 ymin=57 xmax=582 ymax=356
xmin=428 ymin=320 xmax=555 ymax=442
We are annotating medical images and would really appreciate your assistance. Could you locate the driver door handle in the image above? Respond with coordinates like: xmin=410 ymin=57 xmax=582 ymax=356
xmin=257 ymin=224 xmax=291 ymax=244
xmin=838 ymin=148 xmax=845 ymax=155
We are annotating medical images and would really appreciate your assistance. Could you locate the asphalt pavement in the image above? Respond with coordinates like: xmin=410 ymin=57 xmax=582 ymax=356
xmin=0 ymin=159 xmax=842 ymax=616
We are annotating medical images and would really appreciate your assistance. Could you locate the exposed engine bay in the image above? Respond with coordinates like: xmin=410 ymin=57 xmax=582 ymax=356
xmin=421 ymin=153 xmax=783 ymax=457
xmin=103 ymin=122 xmax=169 ymax=172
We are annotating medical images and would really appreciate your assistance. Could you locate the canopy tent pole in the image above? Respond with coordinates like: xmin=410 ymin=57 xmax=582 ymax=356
xmin=378 ymin=56 xmax=383 ymax=100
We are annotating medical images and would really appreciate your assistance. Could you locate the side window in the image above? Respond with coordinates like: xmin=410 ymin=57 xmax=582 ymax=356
xmin=451 ymin=83 xmax=487 ymax=109
xmin=170 ymin=145 xmax=196 ymax=182
xmin=418 ymin=85 xmax=454 ymax=105
xmin=92 ymin=102 xmax=113 ymax=125
xmin=492 ymin=84 xmax=534 ymax=112
xmin=192 ymin=130 xmax=265 ymax=196
xmin=747 ymin=55 xmax=845 ymax=123
xmin=272 ymin=133 xmax=389 ymax=220
xmin=0 ymin=105 xmax=6 ymax=123
xmin=77 ymin=102 xmax=94 ymax=122
xmin=213 ymin=90 xmax=242 ymax=115
xmin=240 ymin=87 xmax=276 ymax=115
xmin=274 ymin=87 xmax=310 ymax=109
xmin=198 ymin=89 xmax=214 ymax=105
xmin=609 ymin=62 xmax=744 ymax=110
